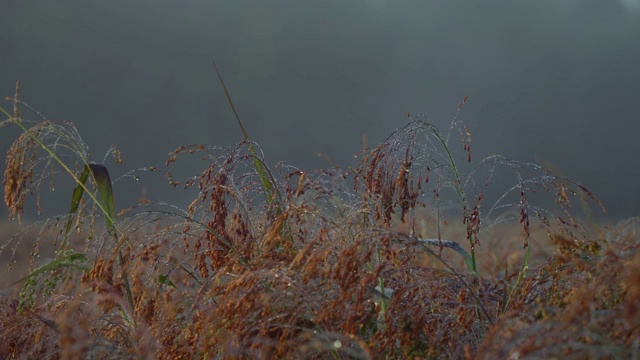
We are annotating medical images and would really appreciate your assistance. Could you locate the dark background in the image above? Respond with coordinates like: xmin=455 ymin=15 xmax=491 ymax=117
xmin=1 ymin=1 xmax=639 ymax=222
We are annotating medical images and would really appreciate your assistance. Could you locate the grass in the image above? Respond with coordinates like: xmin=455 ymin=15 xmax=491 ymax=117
xmin=1 ymin=80 xmax=638 ymax=359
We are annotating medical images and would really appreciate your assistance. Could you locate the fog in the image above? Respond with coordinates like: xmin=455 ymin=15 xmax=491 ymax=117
xmin=1 ymin=1 xmax=639 ymax=222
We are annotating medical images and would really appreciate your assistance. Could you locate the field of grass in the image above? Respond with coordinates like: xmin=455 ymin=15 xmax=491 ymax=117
xmin=1 ymin=82 xmax=638 ymax=359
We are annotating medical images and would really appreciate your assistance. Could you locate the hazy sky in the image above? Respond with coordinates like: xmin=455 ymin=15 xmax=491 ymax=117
xmin=1 ymin=1 xmax=639 ymax=221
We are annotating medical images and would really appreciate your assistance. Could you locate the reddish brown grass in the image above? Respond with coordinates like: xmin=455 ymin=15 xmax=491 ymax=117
xmin=1 ymin=97 xmax=636 ymax=359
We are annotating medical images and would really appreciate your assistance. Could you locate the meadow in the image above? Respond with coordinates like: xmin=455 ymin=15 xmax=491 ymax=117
xmin=1 ymin=80 xmax=638 ymax=359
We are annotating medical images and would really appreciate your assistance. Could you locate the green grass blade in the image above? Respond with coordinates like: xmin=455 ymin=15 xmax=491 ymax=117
xmin=8 ymin=252 xmax=88 ymax=288
xmin=159 ymin=274 xmax=176 ymax=288
xmin=505 ymin=242 xmax=532 ymax=310
xmin=88 ymin=163 xmax=117 ymax=238
xmin=85 ymin=163 xmax=135 ymax=324
xmin=514 ymin=242 xmax=531 ymax=288
xmin=211 ymin=60 xmax=282 ymax=215
xmin=62 ymin=164 xmax=91 ymax=246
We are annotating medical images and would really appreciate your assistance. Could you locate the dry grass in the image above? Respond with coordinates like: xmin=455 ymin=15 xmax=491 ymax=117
xmin=1 ymin=91 xmax=638 ymax=359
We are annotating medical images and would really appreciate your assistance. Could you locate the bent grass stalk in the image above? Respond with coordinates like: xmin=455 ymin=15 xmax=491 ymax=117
xmin=0 ymin=105 xmax=117 ymax=236
xmin=1 ymin=93 xmax=136 ymax=323
xmin=211 ymin=61 xmax=296 ymax=250
xmin=212 ymin=60 xmax=283 ymax=216
xmin=422 ymin=124 xmax=478 ymax=274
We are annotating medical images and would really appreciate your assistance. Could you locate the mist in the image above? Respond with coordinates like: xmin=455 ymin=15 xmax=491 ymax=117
xmin=1 ymin=1 xmax=638 ymax=221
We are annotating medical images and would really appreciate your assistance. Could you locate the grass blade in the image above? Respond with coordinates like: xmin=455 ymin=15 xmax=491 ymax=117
xmin=8 ymin=252 xmax=88 ymax=288
xmin=88 ymin=163 xmax=117 ymax=238
xmin=84 ymin=163 xmax=136 ymax=325
xmin=62 ymin=164 xmax=91 ymax=247
xmin=211 ymin=60 xmax=282 ymax=216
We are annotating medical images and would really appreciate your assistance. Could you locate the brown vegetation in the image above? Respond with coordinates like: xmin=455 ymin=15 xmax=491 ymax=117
xmin=1 ymin=92 xmax=637 ymax=359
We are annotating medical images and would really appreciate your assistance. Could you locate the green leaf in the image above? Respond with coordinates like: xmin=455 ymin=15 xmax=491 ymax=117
xmin=88 ymin=163 xmax=117 ymax=238
xmin=159 ymin=274 xmax=176 ymax=288
xmin=62 ymin=164 xmax=91 ymax=246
